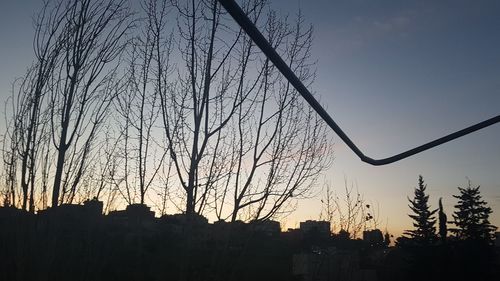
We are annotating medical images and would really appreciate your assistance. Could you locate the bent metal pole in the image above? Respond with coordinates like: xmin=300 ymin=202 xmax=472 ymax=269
xmin=217 ymin=0 xmax=500 ymax=166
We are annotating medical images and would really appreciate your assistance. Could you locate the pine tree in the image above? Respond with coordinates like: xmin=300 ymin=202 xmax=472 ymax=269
xmin=384 ymin=231 xmax=391 ymax=247
xmin=438 ymin=197 xmax=447 ymax=243
xmin=452 ymin=182 xmax=497 ymax=243
xmin=404 ymin=175 xmax=437 ymax=244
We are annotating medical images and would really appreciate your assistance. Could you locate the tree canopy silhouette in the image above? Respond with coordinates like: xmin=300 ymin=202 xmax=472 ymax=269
xmin=0 ymin=0 xmax=332 ymax=224
xmin=403 ymin=175 xmax=437 ymax=245
xmin=451 ymin=182 xmax=497 ymax=243
xmin=438 ymin=197 xmax=447 ymax=243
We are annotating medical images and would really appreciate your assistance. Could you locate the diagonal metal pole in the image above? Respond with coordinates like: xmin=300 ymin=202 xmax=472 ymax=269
xmin=217 ymin=0 xmax=500 ymax=166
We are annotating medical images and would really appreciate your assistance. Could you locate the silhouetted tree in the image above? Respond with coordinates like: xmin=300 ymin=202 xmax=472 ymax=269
xmin=153 ymin=0 xmax=332 ymax=219
xmin=47 ymin=0 xmax=133 ymax=207
xmin=403 ymin=175 xmax=437 ymax=245
xmin=1 ymin=1 xmax=63 ymax=211
xmin=1 ymin=0 xmax=332 ymax=222
xmin=384 ymin=231 xmax=391 ymax=247
xmin=1 ymin=0 xmax=134 ymax=209
xmin=114 ymin=0 xmax=170 ymax=206
xmin=319 ymin=182 xmax=336 ymax=231
xmin=451 ymin=182 xmax=497 ymax=243
xmin=220 ymin=9 xmax=332 ymax=222
xmin=2 ymin=98 xmax=19 ymax=207
xmin=80 ymin=128 xmax=121 ymax=209
xmin=320 ymin=179 xmax=380 ymax=238
xmin=438 ymin=197 xmax=447 ymax=243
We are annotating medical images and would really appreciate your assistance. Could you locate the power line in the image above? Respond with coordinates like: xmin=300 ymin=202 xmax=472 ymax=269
xmin=217 ymin=0 xmax=500 ymax=166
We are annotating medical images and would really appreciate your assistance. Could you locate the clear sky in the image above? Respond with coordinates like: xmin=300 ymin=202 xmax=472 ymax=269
xmin=1 ymin=0 xmax=499 ymax=238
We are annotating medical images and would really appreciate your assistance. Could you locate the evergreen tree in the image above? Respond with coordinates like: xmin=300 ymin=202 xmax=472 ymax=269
xmin=452 ymin=183 xmax=497 ymax=243
xmin=438 ymin=197 xmax=447 ymax=243
xmin=404 ymin=175 xmax=437 ymax=244
xmin=383 ymin=231 xmax=391 ymax=247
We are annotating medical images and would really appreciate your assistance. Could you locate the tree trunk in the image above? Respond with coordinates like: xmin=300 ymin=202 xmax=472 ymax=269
xmin=52 ymin=138 xmax=67 ymax=207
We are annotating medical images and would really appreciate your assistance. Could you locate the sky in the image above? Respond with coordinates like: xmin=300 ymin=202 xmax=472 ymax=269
xmin=1 ymin=0 xmax=500 ymax=238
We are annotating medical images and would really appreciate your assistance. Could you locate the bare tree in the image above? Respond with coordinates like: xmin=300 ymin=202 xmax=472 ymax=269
xmin=149 ymin=0 xmax=333 ymax=219
xmin=45 ymin=0 xmax=133 ymax=207
xmin=2 ymin=96 xmax=19 ymax=207
xmin=76 ymin=127 xmax=119 ymax=202
xmin=1 ymin=0 xmax=333 ymax=221
xmin=320 ymin=179 xmax=380 ymax=238
xmin=0 ymin=1 xmax=65 ymax=211
xmin=219 ymin=10 xmax=332 ymax=222
xmin=157 ymin=0 xmax=242 ymax=215
xmin=1 ymin=0 xmax=130 ymax=210
xmin=319 ymin=182 xmax=336 ymax=227
xmin=114 ymin=0 xmax=170 ymax=205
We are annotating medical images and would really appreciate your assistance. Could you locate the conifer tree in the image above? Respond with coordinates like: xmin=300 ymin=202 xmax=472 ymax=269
xmin=438 ymin=197 xmax=447 ymax=243
xmin=404 ymin=175 xmax=437 ymax=244
xmin=384 ymin=231 xmax=391 ymax=247
xmin=452 ymin=182 xmax=497 ymax=243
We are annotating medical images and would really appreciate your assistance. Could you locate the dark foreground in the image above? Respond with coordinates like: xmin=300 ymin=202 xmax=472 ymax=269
xmin=1 ymin=203 xmax=498 ymax=281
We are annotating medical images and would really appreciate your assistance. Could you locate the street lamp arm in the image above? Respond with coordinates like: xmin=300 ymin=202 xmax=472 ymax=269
xmin=217 ymin=0 xmax=500 ymax=166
